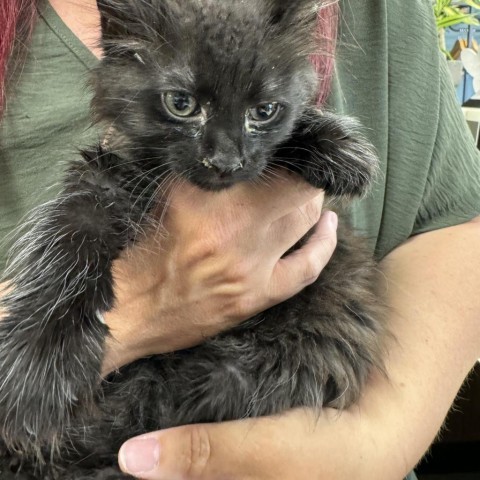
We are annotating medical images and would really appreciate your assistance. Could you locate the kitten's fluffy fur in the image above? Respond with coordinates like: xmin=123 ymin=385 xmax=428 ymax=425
xmin=0 ymin=1 xmax=386 ymax=478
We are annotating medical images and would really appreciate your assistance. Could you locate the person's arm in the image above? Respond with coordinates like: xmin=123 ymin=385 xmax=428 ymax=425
xmin=116 ymin=216 xmax=480 ymax=480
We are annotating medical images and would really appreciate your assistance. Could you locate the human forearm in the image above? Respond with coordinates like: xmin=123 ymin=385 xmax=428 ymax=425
xmin=347 ymin=216 xmax=480 ymax=478
xmin=117 ymin=217 xmax=480 ymax=480
xmin=286 ymin=215 xmax=480 ymax=479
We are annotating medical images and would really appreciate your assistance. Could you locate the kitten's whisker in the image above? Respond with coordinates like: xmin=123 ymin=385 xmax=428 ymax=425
xmin=273 ymin=156 xmax=321 ymax=168
xmin=129 ymin=168 xmax=180 ymax=245
xmin=127 ymin=163 xmax=174 ymax=206
xmin=101 ymin=88 xmax=142 ymax=133
xmin=97 ymin=150 xmax=171 ymax=172
xmin=143 ymin=171 xmax=178 ymax=236
xmin=258 ymin=167 xmax=286 ymax=188
xmin=102 ymin=97 xmax=139 ymax=104
xmin=123 ymin=163 xmax=164 ymax=193
xmin=153 ymin=175 xmax=186 ymax=237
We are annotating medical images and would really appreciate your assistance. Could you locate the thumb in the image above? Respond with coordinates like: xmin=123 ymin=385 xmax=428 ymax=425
xmin=118 ymin=420 xmax=256 ymax=480
xmin=269 ymin=210 xmax=338 ymax=303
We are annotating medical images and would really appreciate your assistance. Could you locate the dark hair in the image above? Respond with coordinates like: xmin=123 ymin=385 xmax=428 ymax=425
xmin=0 ymin=0 xmax=338 ymax=117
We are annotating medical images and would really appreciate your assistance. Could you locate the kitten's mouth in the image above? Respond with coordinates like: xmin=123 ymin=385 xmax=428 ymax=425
xmin=185 ymin=159 xmax=261 ymax=191
xmin=190 ymin=175 xmax=238 ymax=192
xmin=188 ymin=167 xmax=253 ymax=191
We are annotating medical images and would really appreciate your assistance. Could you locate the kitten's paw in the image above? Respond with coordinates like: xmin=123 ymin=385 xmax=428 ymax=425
xmin=275 ymin=108 xmax=379 ymax=198
xmin=0 ymin=309 xmax=106 ymax=458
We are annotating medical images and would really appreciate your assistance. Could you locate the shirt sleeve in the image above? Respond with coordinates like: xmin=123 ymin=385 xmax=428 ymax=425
xmin=330 ymin=0 xmax=480 ymax=259
xmin=413 ymin=53 xmax=480 ymax=235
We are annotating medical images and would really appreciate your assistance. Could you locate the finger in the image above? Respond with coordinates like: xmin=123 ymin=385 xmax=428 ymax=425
xmin=119 ymin=421 xmax=251 ymax=480
xmin=267 ymin=192 xmax=325 ymax=257
xmin=268 ymin=210 xmax=338 ymax=305
xmin=118 ymin=411 xmax=310 ymax=480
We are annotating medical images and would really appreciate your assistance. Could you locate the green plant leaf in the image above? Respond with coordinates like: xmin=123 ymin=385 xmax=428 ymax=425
xmin=437 ymin=15 xmax=479 ymax=29
xmin=433 ymin=0 xmax=480 ymax=55
xmin=440 ymin=19 xmax=479 ymax=29
xmin=464 ymin=0 xmax=480 ymax=9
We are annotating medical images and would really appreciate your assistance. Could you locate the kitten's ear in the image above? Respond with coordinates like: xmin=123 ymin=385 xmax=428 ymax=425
xmin=96 ymin=0 xmax=161 ymax=47
xmin=274 ymin=108 xmax=379 ymax=199
xmin=97 ymin=0 xmax=137 ymax=38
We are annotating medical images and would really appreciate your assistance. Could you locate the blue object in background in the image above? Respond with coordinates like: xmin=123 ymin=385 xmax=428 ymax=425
xmin=445 ymin=21 xmax=478 ymax=104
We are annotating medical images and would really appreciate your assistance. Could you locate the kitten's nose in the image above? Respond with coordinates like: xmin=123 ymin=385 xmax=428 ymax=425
xmin=201 ymin=155 xmax=243 ymax=175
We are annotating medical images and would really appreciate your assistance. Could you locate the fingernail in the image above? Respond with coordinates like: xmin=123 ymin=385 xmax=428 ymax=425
xmin=325 ymin=211 xmax=338 ymax=231
xmin=119 ymin=437 xmax=161 ymax=474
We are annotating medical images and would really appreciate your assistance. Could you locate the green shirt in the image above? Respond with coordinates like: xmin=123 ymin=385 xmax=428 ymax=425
xmin=0 ymin=2 xmax=98 ymax=269
xmin=1 ymin=0 xmax=480 ymax=271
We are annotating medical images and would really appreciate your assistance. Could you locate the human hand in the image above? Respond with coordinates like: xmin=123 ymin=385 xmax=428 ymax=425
xmin=102 ymin=173 xmax=338 ymax=374
xmin=116 ymin=407 xmax=375 ymax=480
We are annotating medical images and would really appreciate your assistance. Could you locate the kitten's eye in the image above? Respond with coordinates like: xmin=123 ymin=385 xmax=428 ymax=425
xmin=163 ymin=92 xmax=201 ymax=118
xmin=247 ymin=102 xmax=281 ymax=124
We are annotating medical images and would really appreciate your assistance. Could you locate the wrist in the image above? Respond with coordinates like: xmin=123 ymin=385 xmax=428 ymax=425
xmin=100 ymin=290 xmax=162 ymax=376
xmin=100 ymin=289 xmax=203 ymax=376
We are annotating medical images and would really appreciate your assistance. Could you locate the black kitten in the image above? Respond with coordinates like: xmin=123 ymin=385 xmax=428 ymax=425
xmin=0 ymin=1 xmax=385 ymax=478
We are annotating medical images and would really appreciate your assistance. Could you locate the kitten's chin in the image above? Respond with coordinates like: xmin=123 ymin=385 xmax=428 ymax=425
xmin=186 ymin=169 xmax=257 ymax=191
xmin=189 ymin=176 xmax=239 ymax=192
xmin=183 ymin=159 xmax=271 ymax=191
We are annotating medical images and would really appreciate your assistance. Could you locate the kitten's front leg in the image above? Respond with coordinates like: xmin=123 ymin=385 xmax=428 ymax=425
xmin=0 ymin=148 xmax=150 ymax=458
xmin=274 ymin=108 xmax=379 ymax=198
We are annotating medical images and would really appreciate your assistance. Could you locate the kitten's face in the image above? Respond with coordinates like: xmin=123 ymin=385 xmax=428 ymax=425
xmin=93 ymin=0 xmax=320 ymax=190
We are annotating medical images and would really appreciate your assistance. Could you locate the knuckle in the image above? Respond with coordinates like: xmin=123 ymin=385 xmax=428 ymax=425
xmin=324 ymin=229 xmax=338 ymax=252
xmin=181 ymin=239 xmax=221 ymax=267
xmin=303 ymin=265 xmax=321 ymax=285
xmin=303 ymin=253 xmax=325 ymax=285
xmin=234 ymin=292 xmax=258 ymax=318
xmin=212 ymin=260 xmax=253 ymax=295
xmin=230 ymin=259 xmax=253 ymax=284
xmin=181 ymin=425 xmax=212 ymax=478
xmin=304 ymin=200 xmax=323 ymax=226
